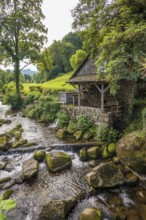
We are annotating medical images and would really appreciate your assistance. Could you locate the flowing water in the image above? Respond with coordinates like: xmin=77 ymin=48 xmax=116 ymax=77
xmin=0 ymin=102 xmax=146 ymax=220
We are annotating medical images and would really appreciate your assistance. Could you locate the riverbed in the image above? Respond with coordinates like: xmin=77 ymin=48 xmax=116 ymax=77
xmin=0 ymin=103 xmax=146 ymax=220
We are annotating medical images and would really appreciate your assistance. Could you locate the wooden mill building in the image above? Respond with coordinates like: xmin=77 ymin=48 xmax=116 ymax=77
xmin=64 ymin=56 xmax=146 ymax=129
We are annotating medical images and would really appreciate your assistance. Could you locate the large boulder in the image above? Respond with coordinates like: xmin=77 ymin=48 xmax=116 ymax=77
xmin=86 ymin=161 xmax=125 ymax=188
xmin=79 ymin=208 xmax=102 ymax=220
xmin=116 ymin=132 xmax=146 ymax=173
xmin=22 ymin=158 xmax=38 ymax=180
xmin=46 ymin=151 xmax=72 ymax=173
xmin=38 ymin=198 xmax=76 ymax=220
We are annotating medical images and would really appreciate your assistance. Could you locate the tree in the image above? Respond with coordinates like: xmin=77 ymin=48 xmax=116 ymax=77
xmin=70 ymin=49 xmax=87 ymax=70
xmin=72 ymin=0 xmax=146 ymax=93
xmin=0 ymin=0 xmax=47 ymax=106
xmin=37 ymin=48 xmax=52 ymax=82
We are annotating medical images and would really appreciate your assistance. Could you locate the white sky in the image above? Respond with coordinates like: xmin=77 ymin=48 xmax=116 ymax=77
xmin=1 ymin=0 xmax=79 ymax=70
xmin=42 ymin=0 xmax=79 ymax=46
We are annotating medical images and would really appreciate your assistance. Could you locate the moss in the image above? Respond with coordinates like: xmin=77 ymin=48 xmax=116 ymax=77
xmin=33 ymin=151 xmax=46 ymax=162
xmin=24 ymin=142 xmax=37 ymax=147
xmin=101 ymin=146 xmax=112 ymax=159
xmin=87 ymin=146 xmax=100 ymax=159
xmin=0 ymin=176 xmax=11 ymax=184
xmin=45 ymin=152 xmax=72 ymax=172
xmin=80 ymin=148 xmax=87 ymax=162
xmin=83 ymin=131 xmax=93 ymax=140
xmin=73 ymin=130 xmax=83 ymax=140
xmin=56 ymin=129 xmax=66 ymax=139
xmin=12 ymin=139 xmax=27 ymax=148
xmin=108 ymin=143 xmax=116 ymax=154
xmin=14 ymin=131 xmax=21 ymax=140
xmin=3 ymin=189 xmax=13 ymax=200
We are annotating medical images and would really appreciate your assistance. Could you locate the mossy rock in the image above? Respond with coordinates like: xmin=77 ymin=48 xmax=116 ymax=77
xmin=73 ymin=130 xmax=83 ymax=140
xmin=12 ymin=139 xmax=28 ymax=148
xmin=87 ymin=146 xmax=100 ymax=159
xmin=67 ymin=125 xmax=75 ymax=134
xmin=46 ymin=151 xmax=72 ymax=173
xmin=83 ymin=131 xmax=93 ymax=140
xmin=56 ymin=129 xmax=66 ymax=139
xmin=3 ymin=189 xmax=13 ymax=200
xmin=24 ymin=142 xmax=37 ymax=147
xmin=14 ymin=131 xmax=21 ymax=140
xmin=33 ymin=151 xmax=46 ymax=162
xmin=80 ymin=148 xmax=87 ymax=162
xmin=0 ymin=176 xmax=11 ymax=184
xmin=79 ymin=208 xmax=102 ymax=220
xmin=108 ymin=143 xmax=116 ymax=154
xmin=102 ymin=146 xmax=112 ymax=159
xmin=116 ymin=132 xmax=146 ymax=173
xmin=0 ymin=134 xmax=11 ymax=151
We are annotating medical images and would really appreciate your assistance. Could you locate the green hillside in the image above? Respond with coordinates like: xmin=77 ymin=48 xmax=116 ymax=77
xmin=23 ymin=72 xmax=75 ymax=92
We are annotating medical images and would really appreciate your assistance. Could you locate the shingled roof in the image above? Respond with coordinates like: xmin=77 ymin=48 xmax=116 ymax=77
xmin=67 ymin=55 xmax=109 ymax=84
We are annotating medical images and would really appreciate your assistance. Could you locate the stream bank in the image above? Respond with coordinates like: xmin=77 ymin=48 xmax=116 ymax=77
xmin=0 ymin=102 xmax=146 ymax=220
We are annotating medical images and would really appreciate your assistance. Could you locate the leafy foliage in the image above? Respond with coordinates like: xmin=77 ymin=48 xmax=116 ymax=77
xmin=75 ymin=115 xmax=94 ymax=131
xmin=57 ymin=111 xmax=70 ymax=128
xmin=0 ymin=0 xmax=47 ymax=102
xmin=70 ymin=49 xmax=87 ymax=70
xmin=0 ymin=197 xmax=16 ymax=220
xmin=72 ymin=0 xmax=146 ymax=93
xmin=96 ymin=125 xmax=119 ymax=144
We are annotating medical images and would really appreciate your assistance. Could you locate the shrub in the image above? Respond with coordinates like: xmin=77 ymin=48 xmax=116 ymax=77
xmin=96 ymin=125 xmax=119 ymax=144
xmin=57 ymin=111 xmax=70 ymax=128
xmin=76 ymin=115 xmax=94 ymax=131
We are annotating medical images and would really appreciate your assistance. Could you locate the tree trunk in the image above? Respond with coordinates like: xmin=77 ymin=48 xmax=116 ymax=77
xmin=14 ymin=57 xmax=22 ymax=108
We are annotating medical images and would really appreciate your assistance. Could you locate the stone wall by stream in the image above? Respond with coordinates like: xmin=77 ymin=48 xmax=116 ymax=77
xmin=65 ymin=106 xmax=113 ymax=127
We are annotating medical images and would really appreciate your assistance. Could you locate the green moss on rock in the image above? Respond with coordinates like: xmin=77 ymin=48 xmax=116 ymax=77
xmin=3 ymin=189 xmax=13 ymax=200
xmin=12 ymin=139 xmax=27 ymax=148
xmin=80 ymin=148 xmax=87 ymax=162
xmin=102 ymin=146 xmax=112 ymax=159
xmin=56 ymin=129 xmax=66 ymax=139
xmin=87 ymin=146 xmax=100 ymax=159
xmin=108 ymin=143 xmax=116 ymax=154
xmin=73 ymin=130 xmax=83 ymax=140
xmin=46 ymin=151 xmax=72 ymax=173
xmin=33 ymin=151 xmax=46 ymax=162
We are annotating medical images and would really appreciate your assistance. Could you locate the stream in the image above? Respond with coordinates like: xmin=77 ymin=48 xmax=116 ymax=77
xmin=0 ymin=102 xmax=146 ymax=220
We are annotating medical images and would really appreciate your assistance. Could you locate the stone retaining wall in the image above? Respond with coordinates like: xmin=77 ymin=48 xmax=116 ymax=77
xmin=65 ymin=106 xmax=113 ymax=127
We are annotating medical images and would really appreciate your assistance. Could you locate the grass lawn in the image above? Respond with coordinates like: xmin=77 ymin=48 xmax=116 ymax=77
xmin=23 ymin=72 xmax=75 ymax=93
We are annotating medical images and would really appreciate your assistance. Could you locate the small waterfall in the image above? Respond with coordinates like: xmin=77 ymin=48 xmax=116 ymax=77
xmin=48 ymin=118 xmax=58 ymax=128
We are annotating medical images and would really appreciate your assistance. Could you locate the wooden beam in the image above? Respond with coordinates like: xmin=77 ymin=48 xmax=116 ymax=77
xmin=78 ymin=84 xmax=81 ymax=106
xmin=94 ymin=83 xmax=101 ymax=93
xmin=101 ymin=83 xmax=104 ymax=112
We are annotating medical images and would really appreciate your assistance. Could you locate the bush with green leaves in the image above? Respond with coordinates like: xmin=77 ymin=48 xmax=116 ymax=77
xmin=76 ymin=115 xmax=94 ymax=131
xmin=57 ymin=111 xmax=70 ymax=128
xmin=96 ymin=125 xmax=119 ymax=144
xmin=3 ymin=82 xmax=23 ymax=109
xmin=0 ymin=197 xmax=16 ymax=220
xmin=24 ymin=95 xmax=60 ymax=123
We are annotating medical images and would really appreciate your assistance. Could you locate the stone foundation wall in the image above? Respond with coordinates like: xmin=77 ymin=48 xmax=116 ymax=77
xmin=65 ymin=106 xmax=113 ymax=127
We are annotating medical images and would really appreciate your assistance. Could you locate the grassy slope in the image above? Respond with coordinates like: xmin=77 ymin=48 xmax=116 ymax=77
xmin=23 ymin=72 xmax=75 ymax=92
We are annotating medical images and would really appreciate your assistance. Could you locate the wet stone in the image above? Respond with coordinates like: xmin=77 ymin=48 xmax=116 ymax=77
xmin=0 ymin=161 xmax=7 ymax=170
xmin=107 ymin=195 xmax=123 ymax=207
xmin=22 ymin=157 xmax=38 ymax=180
xmin=125 ymin=172 xmax=139 ymax=186
xmin=136 ymin=190 xmax=146 ymax=204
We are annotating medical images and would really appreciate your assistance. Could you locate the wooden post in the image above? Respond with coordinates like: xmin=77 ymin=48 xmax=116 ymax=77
xmin=78 ymin=84 xmax=81 ymax=106
xmin=101 ymin=83 xmax=104 ymax=112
